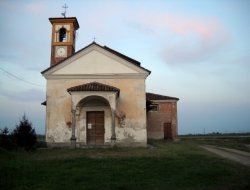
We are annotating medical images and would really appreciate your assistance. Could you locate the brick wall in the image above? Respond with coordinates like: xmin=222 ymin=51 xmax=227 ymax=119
xmin=147 ymin=101 xmax=178 ymax=140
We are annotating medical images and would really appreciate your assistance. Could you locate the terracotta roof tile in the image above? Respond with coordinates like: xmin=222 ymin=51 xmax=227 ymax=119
xmin=67 ymin=82 xmax=120 ymax=96
xmin=146 ymin=93 xmax=179 ymax=101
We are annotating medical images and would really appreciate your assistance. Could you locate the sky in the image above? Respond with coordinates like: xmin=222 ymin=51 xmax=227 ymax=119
xmin=0 ymin=0 xmax=249 ymax=135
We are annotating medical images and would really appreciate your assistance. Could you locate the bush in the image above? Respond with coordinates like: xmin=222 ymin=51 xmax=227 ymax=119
xmin=12 ymin=115 xmax=37 ymax=151
xmin=0 ymin=127 xmax=16 ymax=150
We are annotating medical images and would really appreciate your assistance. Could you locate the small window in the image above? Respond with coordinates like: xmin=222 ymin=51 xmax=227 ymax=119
xmin=59 ymin=27 xmax=67 ymax=42
xmin=149 ymin=104 xmax=159 ymax=112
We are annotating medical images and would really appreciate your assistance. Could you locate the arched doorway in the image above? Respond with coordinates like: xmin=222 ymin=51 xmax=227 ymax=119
xmin=67 ymin=82 xmax=119 ymax=146
xmin=76 ymin=96 xmax=111 ymax=145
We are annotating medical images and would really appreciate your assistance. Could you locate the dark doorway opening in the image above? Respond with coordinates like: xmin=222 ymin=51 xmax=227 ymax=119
xmin=164 ymin=122 xmax=173 ymax=140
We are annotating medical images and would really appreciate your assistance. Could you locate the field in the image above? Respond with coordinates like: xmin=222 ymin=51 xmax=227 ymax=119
xmin=1 ymin=137 xmax=250 ymax=190
xmin=180 ymin=135 xmax=250 ymax=152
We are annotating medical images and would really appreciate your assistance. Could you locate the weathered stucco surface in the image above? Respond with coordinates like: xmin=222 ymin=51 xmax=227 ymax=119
xmin=43 ymin=44 xmax=150 ymax=147
xmin=53 ymin=49 xmax=138 ymax=74
xmin=45 ymin=78 xmax=147 ymax=146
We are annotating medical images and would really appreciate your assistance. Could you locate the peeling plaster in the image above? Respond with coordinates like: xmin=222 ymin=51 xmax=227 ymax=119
xmin=45 ymin=78 xmax=147 ymax=146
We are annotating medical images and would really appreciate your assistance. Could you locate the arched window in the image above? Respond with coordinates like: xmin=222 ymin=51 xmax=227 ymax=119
xmin=59 ymin=27 xmax=67 ymax=42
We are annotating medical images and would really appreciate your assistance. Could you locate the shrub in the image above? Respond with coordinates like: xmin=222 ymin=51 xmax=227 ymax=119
xmin=12 ymin=115 xmax=37 ymax=151
xmin=0 ymin=127 xmax=16 ymax=150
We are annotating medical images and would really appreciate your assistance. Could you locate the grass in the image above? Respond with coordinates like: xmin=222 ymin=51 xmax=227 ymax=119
xmin=1 ymin=140 xmax=250 ymax=190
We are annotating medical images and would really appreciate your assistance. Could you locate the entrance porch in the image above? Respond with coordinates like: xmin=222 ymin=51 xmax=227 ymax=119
xmin=67 ymin=82 xmax=119 ymax=147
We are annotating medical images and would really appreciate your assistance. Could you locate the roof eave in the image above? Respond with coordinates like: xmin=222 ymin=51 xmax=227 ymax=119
xmin=49 ymin=17 xmax=80 ymax=29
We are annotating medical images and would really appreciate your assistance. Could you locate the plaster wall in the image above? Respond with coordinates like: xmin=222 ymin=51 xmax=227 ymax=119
xmin=53 ymin=49 xmax=138 ymax=74
xmin=45 ymin=78 xmax=147 ymax=146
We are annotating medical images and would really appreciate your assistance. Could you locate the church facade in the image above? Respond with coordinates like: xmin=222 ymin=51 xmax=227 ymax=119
xmin=42 ymin=17 xmax=179 ymax=147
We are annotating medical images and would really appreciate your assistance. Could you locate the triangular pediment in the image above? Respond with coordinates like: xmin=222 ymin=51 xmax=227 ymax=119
xmin=42 ymin=43 xmax=150 ymax=78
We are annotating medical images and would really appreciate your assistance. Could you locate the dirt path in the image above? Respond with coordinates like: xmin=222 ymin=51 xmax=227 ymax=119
xmin=201 ymin=145 xmax=250 ymax=167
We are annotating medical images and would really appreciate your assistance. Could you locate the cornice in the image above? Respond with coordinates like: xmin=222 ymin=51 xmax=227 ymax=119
xmin=44 ymin=73 xmax=149 ymax=79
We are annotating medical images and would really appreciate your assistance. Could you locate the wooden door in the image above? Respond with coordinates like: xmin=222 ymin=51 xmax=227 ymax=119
xmin=87 ymin=111 xmax=105 ymax=145
xmin=164 ymin=122 xmax=172 ymax=140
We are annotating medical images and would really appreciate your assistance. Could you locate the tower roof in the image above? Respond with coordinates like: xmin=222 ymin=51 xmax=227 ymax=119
xmin=49 ymin=17 xmax=80 ymax=29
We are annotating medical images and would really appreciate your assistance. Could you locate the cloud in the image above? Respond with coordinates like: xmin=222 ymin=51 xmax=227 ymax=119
xmin=167 ymin=21 xmax=229 ymax=64
xmin=127 ymin=11 xmax=219 ymax=37
xmin=161 ymin=34 xmax=228 ymax=64
xmin=162 ymin=15 xmax=219 ymax=39
xmin=76 ymin=1 xmax=230 ymax=60
xmin=126 ymin=21 xmax=155 ymax=34
xmin=126 ymin=11 xmax=230 ymax=64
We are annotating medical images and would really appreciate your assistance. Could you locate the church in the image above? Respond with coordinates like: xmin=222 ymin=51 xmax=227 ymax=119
xmin=41 ymin=16 xmax=179 ymax=147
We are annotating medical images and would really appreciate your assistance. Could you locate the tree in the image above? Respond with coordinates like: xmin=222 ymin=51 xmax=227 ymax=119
xmin=12 ymin=115 xmax=37 ymax=150
xmin=1 ymin=126 xmax=9 ymax=135
xmin=0 ymin=126 xmax=15 ymax=149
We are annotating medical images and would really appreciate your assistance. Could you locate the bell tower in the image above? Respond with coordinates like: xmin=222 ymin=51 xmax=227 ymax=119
xmin=49 ymin=17 xmax=79 ymax=65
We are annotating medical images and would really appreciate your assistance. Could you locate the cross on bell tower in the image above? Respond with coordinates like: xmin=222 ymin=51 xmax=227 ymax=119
xmin=61 ymin=3 xmax=68 ymax=18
